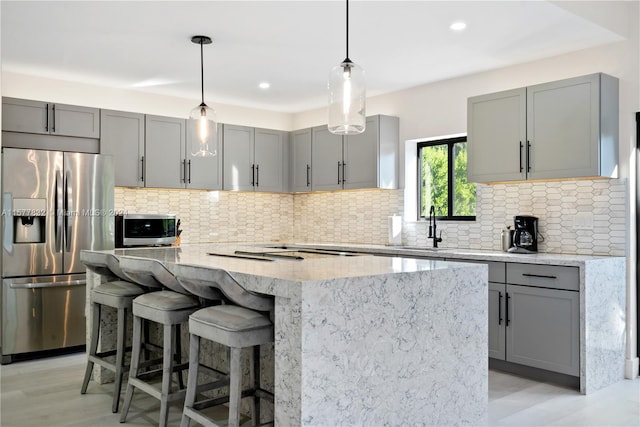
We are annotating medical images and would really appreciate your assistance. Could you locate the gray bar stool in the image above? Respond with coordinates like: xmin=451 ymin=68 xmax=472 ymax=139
xmin=171 ymin=265 xmax=275 ymax=427
xmin=118 ymin=256 xmax=217 ymax=427
xmin=81 ymin=253 xmax=146 ymax=413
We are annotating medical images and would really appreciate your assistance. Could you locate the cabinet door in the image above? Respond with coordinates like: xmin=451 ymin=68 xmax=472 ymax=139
xmin=2 ymin=98 xmax=49 ymax=134
xmin=506 ymin=284 xmax=579 ymax=376
xmin=254 ymin=128 xmax=286 ymax=192
xmin=186 ymin=123 xmax=222 ymax=190
xmin=100 ymin=110 xmax=144 ymax=187
xmin=50 ymin=103 xmax=100 ymax=138
xmin=527 ymin=74 xmax=600 ymax=180
xmin=291 ymin=128 xmax=312 ymax=192
xmin=467 ymin=88 xmax=526 ymax=182
xmin=343 ymin=116 xmax=378 ymax=190
xmin=223 ymin=124 xmax=255 ymax=191
xmin=488 ymin=282 xmax=506 ymax=360
xmin=144 ymin=115 xmax=185 ymax=189
xmin=311 ymin=126 xmax=343 ymax=191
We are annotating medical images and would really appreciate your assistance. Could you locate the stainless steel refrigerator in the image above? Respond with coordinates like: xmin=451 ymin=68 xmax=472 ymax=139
xmin=1 ymin=148 xmax=114 ymax=363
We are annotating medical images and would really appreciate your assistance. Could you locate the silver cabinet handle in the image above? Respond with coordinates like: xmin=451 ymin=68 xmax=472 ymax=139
xmin=51 ymin=104 xmax=56 ymax=133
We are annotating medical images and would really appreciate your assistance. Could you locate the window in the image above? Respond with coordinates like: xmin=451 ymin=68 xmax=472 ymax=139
xmin=418 ymin=136 xmax=476 ymax=220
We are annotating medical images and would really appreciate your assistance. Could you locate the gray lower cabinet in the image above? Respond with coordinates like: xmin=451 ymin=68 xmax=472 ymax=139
xmin=100 ymin=109 xmax=145 ymax=187
xmin=3 ymin=97 xmax=100 ymax=138
xmin=291 ymin=128 xmax=312 ymax=192
xmin=310 ymin=115 xmax=399 ymax=191
xmin=506 ymin=283 xmax=579 ymax=376
xmin=467 ymin=73 xmax=618 ymax=183
xmin=223 ymin=124 xmax=287 ymax=192
xmin=450 ymin=258 xmax=580 ymax=377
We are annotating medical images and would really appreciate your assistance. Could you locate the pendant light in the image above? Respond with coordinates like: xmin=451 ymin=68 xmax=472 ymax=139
xmin=188 ymin=35 xmax=217 ymax=157
xmin=328 ymin=0 xmax=366 ymax=135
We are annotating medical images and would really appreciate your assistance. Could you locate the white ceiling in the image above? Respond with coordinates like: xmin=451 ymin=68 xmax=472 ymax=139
xmin=1 ymin=1 xmax=624 ymax=113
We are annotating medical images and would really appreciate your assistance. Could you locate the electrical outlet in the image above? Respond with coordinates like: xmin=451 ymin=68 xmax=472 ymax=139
xmin=573 ymin=212 xmax=594 ymax=230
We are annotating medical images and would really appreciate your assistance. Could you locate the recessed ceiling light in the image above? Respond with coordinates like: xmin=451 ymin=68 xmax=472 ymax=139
xmin=259 ymin=82 xmax=270 ymax=89
xmin=450 ymin=21 xmax=467 ymax=31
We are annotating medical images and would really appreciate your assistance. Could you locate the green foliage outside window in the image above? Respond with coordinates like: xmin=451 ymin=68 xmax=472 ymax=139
xmin=419 ymin=138 xmax=476 ymax=219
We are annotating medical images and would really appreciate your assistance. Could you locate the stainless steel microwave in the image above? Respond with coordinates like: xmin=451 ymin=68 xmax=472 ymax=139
xmin=115 ymin=214 xmax=177 ymax=247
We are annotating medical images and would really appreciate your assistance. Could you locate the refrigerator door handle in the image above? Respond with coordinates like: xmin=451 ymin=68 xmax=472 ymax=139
xmin=9 ymin=279 xmax=86 ymax=289
xmin=55 ymin=170 xmax=64 ymax=252
xmin=64 ymin=171 xmax=73 ymax=252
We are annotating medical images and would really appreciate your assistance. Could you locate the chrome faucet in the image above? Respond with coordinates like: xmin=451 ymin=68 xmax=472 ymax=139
xmin=428 ymin=206 xmax=443 ymax=248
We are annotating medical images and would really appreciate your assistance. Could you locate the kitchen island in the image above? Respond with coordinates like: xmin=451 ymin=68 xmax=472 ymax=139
xmin=82 ymin=244 xmax=489 ymax=426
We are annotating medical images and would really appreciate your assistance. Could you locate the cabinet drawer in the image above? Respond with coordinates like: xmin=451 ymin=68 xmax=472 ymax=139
xmin=447 ymin=259 xmax=505 ymax=283
xmin=506 ymin=263 xmax=579 ymax=291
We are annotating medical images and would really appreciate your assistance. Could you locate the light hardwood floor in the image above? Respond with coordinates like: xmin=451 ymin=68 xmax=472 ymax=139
xmin=0 ymin=352 xmax=638 ymax=426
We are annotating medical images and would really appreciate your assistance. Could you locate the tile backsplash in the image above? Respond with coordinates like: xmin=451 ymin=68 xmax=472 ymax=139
xmin=114 ymin=188 xmax=294 ymax=244
xmin=115 ymin=178 xmax=626 ymax=257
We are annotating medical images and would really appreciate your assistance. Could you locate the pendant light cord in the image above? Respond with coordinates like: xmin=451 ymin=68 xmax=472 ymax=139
xmin=345 ymin=0 xmax=349 ymax=60
xmin=199 ymin=40 xmax=205 ymax=105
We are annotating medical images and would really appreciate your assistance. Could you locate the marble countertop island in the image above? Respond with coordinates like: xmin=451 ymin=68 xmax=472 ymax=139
xmin=82 ymin=244 xmax=489 ymax=426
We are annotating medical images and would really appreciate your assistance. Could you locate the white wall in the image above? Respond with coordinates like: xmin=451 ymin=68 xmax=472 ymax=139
xmin=2 ymin=71 xmax=293 ymax=131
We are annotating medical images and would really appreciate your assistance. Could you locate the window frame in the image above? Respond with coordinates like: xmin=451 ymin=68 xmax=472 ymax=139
xmin=417 ymin=135 xmax=476 ymax=221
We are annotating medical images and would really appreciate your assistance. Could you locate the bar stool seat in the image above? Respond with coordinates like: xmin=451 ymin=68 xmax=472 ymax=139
xmin=81 ymin=279 xmax=145 ymax=413
xmin=189 ymin=305 xmax=273 ymax=348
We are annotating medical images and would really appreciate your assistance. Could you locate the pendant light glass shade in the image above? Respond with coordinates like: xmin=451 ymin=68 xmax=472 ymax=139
xmin=188 ymin=102 xmax=217 ymax=157
xmin=328 ymin=59 xmax=366 ymax=135
xmin=188 ymin=35 xmax=216 ymax=157
xmin=328 ymin=0 xmax=366 ymax=135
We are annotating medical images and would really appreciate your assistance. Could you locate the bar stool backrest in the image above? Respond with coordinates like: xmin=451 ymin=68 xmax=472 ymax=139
xmin=118 ymin=256 xmax=177 ymax=292
xmin=170 ymin=264 xmax=274 ymax=313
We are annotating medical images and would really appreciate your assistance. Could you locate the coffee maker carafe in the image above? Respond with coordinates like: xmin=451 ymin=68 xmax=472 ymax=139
xmin=509 ymin=215 xmax=538 ymax=253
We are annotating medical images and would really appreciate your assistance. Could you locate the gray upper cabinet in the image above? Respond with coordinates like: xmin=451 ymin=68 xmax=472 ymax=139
xmin=526 ymin=74 xmax=618 ymax=180
xmin=185 ymin=123 xmax=222 ymax=191
xmin=344 ymin=115 xmax=399 ymax=190
xmin=467 ymin=73 xmax=618 ymax=183
xmin=2 ymin=97 xmax=100 ymax=138
xmin=254 ymin=128 xmax=287 ymax=192
xmin=311 ymin=126 xmax=344 ymax=191
xmin=100 ymin=109 xmax=144 ymax=187
xmin=223 ymin=124 xmax=287 ymax=192
xmin=291 ymin=128 xmax=312 ymax=192
xmin=310 ymin=115 xmax=399 ymax=191
xmin=102 ymin=112 xmax=221 ymax=190
xmin=467 ymin=89 xmax=526 ymax=182
xmin=144 ymin=115 xmax=186 ymax=189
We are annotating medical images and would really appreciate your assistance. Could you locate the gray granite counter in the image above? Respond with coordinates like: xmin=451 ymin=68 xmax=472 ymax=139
xmin=82 ymin=244 xmax=489 ymax=426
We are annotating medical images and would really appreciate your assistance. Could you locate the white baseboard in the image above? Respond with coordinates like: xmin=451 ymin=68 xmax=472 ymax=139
xmin=625 ymin=357 xmax=639 ymax=379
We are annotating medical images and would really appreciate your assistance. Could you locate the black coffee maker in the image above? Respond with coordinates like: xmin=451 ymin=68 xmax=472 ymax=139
xmin=509 ymin=215 xmax=538 ymax=253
